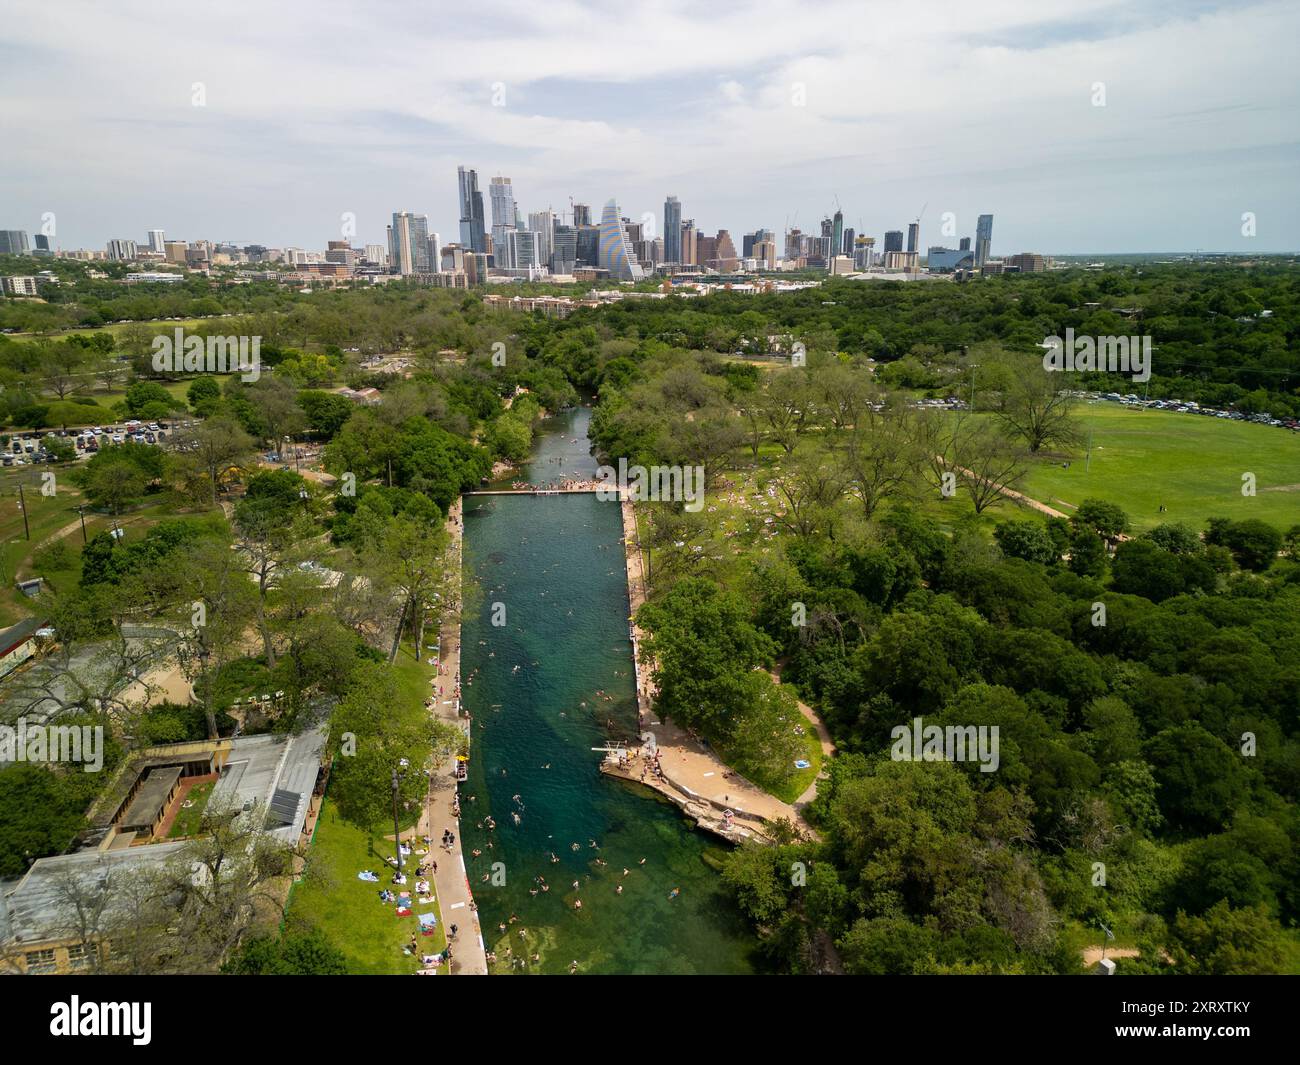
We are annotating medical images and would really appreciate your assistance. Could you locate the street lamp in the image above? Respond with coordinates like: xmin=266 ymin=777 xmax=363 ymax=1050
xmin=391 ymin=768 xmax=404 ymax=875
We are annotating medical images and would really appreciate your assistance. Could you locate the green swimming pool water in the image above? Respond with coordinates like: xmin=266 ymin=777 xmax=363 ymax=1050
xmin=460 ymin=407 xmax=759 ymax=975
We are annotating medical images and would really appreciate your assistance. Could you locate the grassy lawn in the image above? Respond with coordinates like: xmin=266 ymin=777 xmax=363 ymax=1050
xmin=0 ymin=480 xmax=204 ymax=626
xmin=287 ymin=641 xmax=450 ymax=974
xmin=167 ymin=779 xmax=215 ymax=838
xmin=286 ymin=798 xmax=447 ymax=975
xmin=1019 ymin=403 xmax=1300 ymax=531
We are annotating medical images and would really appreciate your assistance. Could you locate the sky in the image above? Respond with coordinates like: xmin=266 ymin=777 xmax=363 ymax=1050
xmin=2 ymin=0 xmax=1297 ymax=255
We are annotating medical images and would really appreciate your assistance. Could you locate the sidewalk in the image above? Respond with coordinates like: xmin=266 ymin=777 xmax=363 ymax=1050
xmin=415 ymin=496 xmax=488 ymax=975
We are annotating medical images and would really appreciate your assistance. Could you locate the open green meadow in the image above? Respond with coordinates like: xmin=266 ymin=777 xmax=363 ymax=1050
xmin=1019 ymin=403 xmax=1300 ymax=531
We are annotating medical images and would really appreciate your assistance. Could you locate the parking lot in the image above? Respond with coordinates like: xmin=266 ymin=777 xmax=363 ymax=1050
xmin=2 ymin=419 xmax=196 ymax=467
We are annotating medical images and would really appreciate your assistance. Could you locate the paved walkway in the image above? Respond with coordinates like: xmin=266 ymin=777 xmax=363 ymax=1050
xmin=413 ymin=497 xmax=488 ymax=976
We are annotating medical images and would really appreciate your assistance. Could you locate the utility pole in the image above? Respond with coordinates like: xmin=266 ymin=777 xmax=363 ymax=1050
xmin=17 ymin=484 xmax=30 ymax=540
xmin=1085 ymin=427 xmax=1094 ymax=473
xmin=75 ymin=503 xmax=87 ymax=543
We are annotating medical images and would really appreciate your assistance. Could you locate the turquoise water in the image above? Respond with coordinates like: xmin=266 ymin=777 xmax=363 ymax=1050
xmin=460 ymin=408 xmax=759 ymax=975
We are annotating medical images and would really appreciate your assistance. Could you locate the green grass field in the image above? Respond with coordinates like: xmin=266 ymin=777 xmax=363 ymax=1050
xmin=167 ymin=779 xmax=216 ymax=839
xmin=1019 ymin=404 xmax=1300 ymax=531
xmin=285 ymin=798 xmax=447 ymax=975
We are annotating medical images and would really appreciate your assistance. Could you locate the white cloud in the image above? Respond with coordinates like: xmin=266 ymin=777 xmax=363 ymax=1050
xmin=1 ymin=0 xmax=1296 ymax=251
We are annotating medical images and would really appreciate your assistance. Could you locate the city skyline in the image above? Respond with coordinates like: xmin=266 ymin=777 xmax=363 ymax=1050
xmin=2 ymin=1 xmax=1298 ymax=253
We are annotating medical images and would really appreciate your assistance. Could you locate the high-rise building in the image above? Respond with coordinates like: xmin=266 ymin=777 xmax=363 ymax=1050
xmin=1004 ymin=252 xmax=1045 ymax=273
xmin=551 ymin=225 xmax=577 ymax=273
xmin=572 ymin=203 xmax=592 ymax=227
xmin=458 ymin=167 xmax=488 ymax=253
xmin=575 ymin=225 xmax=600 ymax=267
xmin=0 ymin=231 xmax=30 ymax=255
xmin=598 ymin=199 xmax=645 ymax=281
xmin=842 ymin=227 xmax=855 ymax=256
xmin=428 ymin=232 xmax=442 ymax=273
xmin=147 ymin=229 xmax=166 ymax=253
xmin=489 ymin=177 xmax=517 ymax=261
xmin=883 ymin=230 xmax=904 ymax=254
xmin=753 ymin=239 xmax=777 ymax=269
xmin=527 ymin=210 xmax=555 ymax=269
xmin=663 ymin=196 xmax=681 ymax=263
xmin=389 ymin=212 xmax=430 ymax=274
xmin=681 ymin=219 xmax=697 ymax=265
xmin=907 ymin=222 xmax=919 ymax=254
xmin=507 ymin=230 xmax=541 ymax=271
xmin=832 ymin=210 xmax=844 ymax=260
xmin=106 ymin=239 xmax=137 ymax=261
xmin=712 ymin=230 xmax=738 ymax=271
xmin=959 ymin=236 xmax=971 ymax=251
xmin=975 ymin=214 xmax=994 ymax=267
xmin=33 ymin=234 xmax=51 ymax=254
xmin=364 ymin=243 xmax=388 ymax=266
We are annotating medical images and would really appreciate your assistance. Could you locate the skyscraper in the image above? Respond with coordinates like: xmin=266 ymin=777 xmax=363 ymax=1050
xmin=147 ymin=229 xmax=166 ymax=253
xmin=106 ymin=238 xmax=137 ymax=261
xmin=843 ymin=227 xmax=855 ymax=256
xmin=457 ymin=166 xmax=487 ymax=254
xmin=572 ymin=203 xmax=592 ymax=227
xmin=528 ymin=210 xmax=555 ymax=270
xmin=832 ymin=210 xmax=844 ymax=260
xmin=428 ymin=231 xmax=442 ymax=274
xmin=975 ymin=214 xmax=994 ymax=266
xmin=598 ymin=199 xmax=644 ymax=281
xmin=663 ymin=196 xmax=681 ymax=263
xmin=907 ymin=222 xmax=919 ymax=254
xmin=389 ymin=212 xmax=430 ymax=274
xmin=551 ymin=224 xmax=577 ymax=273
xmin=489 ymin=177 xmax=517 ymax=262
xmin=883 ymin=230 xmax=904 ymax=254
xmin=680 ymin=219 xmax=697 ymax=265
xmin=0 ymin=231 xmax=31 ymax=255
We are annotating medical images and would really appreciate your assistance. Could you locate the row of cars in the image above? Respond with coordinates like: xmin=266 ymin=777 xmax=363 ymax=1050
xmin=1091 ymin=391 xmax=1299 ymax=430
xmin=3 ymin=419 xmax=194 ymax=466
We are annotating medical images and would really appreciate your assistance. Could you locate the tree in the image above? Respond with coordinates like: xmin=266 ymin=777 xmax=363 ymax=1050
xmin=80 ymin=456 xmax=147 ymax=514
xmin=177 ymin=538 xmax=260 ymax=738
xmin=187 ymin=376 xmax=221 ymax=409
xmin=298 ymin=389 xmax=354 ymax=439
xmin=1145 ymin=725 xmax=1249 ymax=833
xmin=1168 ymin=901 xmax=1286 ymax=975
xmin=327 ymin=662 xmax=431 ymax=830
xmin=40 ymin=341 xmax=87 ymax=400
xmin=364 ymin=512 xmax=449 ymax=662
xmin=184 ymin=415 xmax=255 ymax=504
xmin=992 ymin=360 xmax=1084 ymax=453
xmin=637 ymin=576 xmax=776 ymax=738
xmin=952 ymin=422 xmax=1028 ymax=515
xmin=994 ymin=519 xmax=1058 ymax=565
xmin=224 ymin=930 xmax=349 ymax=974
xmin=123 ymin=380 xmax=177 ymax=417
xmin=1205 ymin=517 xmax=1282 ymax=572
xmin=842 ymin=403 xmax=920 ymax=520
xmin=770 ymin=442 xmax=846 ymax=538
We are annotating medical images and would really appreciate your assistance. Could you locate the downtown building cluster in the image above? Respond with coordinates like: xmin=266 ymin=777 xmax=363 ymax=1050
xmin=0 ymin=184 xmax=1047 ymax=295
